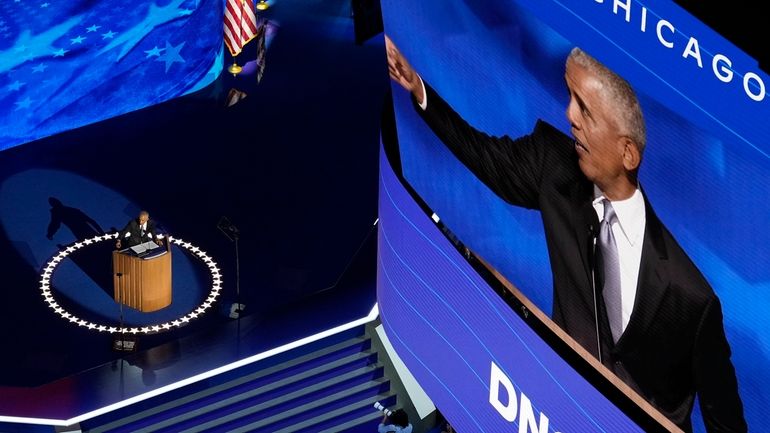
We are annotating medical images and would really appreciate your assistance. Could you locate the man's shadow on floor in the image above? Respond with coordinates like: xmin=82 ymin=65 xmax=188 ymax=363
xmin=46 ymin=197 xmax=115 ymax=299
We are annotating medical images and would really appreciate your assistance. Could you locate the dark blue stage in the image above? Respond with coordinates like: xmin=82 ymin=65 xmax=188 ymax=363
xmin=0 ymin=0 xmax=386 ymax=425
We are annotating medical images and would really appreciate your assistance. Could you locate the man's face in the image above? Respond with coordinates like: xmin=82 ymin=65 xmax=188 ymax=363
xmin=565 ymin=59 xmax=627 ymax=189
xmin=139 ymin=213 xmax=149 ymax=224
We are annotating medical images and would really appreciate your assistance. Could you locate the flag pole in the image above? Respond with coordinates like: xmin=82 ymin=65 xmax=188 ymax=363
xmin=228 ymin=0 xmax=246 ymax=75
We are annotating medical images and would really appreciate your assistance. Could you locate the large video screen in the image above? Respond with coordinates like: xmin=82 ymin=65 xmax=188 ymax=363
xmin=381 ymin=0 xmax=769 ymax=432
xmin=0 ymin=0 xmax=223 ymax=151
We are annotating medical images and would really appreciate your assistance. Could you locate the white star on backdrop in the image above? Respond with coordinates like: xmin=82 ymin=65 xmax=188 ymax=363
xmin=156 ymin=40 xmax=185 ymax=72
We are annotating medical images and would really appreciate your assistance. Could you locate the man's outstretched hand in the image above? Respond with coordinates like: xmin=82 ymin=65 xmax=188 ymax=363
xmin=385 ymin=35 xmax=425 ymax=105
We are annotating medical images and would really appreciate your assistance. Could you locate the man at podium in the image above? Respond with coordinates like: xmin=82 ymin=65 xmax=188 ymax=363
xmin=112 ymin=210 xmax=172 ymax=316
xmin=115 ymin=210 xmax=163 ymax=249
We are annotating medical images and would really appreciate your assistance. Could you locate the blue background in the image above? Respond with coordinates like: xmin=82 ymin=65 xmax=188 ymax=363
xmin=382 ymin=0 xmax=770 ymax=431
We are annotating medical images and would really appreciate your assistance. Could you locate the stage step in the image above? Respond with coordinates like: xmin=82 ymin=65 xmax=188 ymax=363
xmin=311 ymin=397 xmax=398 ymax=433
xmin=83 ymin=326 xmax=395 ymax=433
xmin=183 ymin=382 xmax=394 ymax=432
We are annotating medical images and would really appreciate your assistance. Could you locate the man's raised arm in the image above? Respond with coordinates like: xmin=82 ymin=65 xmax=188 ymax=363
xmin=385 ymin=35 xmax=426 ymax=107
xmin=383 ymin=34 xmax=560 ymax=209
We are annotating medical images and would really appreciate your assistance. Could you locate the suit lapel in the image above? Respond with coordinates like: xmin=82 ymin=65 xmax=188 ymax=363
xmin=615 ymin=195 xmax=670 ymax=352
xmin=570 ymin=180 xmax=599 ymax=294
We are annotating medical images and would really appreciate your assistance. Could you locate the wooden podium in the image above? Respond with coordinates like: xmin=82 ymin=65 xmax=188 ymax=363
xmin=112 ymin=243 xmax=172 ymax=312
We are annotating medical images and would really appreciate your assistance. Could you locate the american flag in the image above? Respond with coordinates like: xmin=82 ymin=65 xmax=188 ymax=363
xmin=0 ymin=0 xmax=224 ymax=152
xmin=224 ymin=0 xmax=257 ymax=57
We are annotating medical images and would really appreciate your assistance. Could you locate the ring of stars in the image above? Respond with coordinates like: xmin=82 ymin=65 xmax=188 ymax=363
xmin=39 ymin=233 xmax=222 ymax=335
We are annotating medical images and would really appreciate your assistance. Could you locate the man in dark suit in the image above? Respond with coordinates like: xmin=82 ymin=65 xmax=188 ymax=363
xmin=385 ymin=36 xmax=746 ymax=432
xmin=116 ymin=210 xmax=162 ymax=249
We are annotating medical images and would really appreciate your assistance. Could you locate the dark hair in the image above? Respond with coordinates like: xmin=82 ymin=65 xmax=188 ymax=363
xmin=389 ymin=409 xmax=409 ymax=428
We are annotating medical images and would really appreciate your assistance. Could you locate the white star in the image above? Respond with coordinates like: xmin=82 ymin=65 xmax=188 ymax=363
xmin=144 ymin=45 xmax=164 ymax=57
xmin=40 ymin=2 xmax=50 ymax=7
xmin=86 ymin=24 xmax=101 ymax=32
xmin=15 ymin=97 xmax=33 ymax=110
xmin=7 ymin=80 xmax=24 ymax=91
xmin=70 ymin=35 xmax=86 ymax=44
xmin=31 ymin=63 xmax=48 ymax=73
xmin=53 ymin=48 xmax=69 ymax=57
xmin=101 ymin=30 xmax=116 ymax=39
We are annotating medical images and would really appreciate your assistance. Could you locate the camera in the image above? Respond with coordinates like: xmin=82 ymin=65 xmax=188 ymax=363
xmin=373 ymin=401 xmax=392 ymax=417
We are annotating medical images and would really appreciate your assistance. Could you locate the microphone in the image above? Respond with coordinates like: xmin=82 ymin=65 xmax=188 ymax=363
xmin=588 ymin=223 xmax=602 ymax=364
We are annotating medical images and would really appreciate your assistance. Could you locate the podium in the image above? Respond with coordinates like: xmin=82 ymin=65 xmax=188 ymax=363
xmin=112 ymin=242 xmax=172 ymax=312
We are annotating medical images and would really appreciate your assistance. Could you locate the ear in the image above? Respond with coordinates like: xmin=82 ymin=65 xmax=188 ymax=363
xmin=621 ymin=137 xmax=641 ymax=171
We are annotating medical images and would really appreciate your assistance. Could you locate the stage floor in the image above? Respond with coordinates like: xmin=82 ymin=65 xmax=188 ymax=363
xmin=0 ymin=254 xmax=377 ymax=424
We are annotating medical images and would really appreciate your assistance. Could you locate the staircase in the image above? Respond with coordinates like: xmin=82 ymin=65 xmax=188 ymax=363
xmin=81 ymin=326 xmax=396 ymax=433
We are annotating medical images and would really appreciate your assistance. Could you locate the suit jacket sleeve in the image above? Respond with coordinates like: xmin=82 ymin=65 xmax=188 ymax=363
xmin=118 ymin=220 xmax=134 ymax=239
xmin=148 ymin=220 xmax=159 ymax=238
xmin=414 ymin=82 xmax=560 ymax=210
xmin=693 ymin=297 xmax=747 ymax=432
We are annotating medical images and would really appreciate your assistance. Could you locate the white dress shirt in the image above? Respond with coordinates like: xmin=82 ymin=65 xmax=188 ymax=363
xmin=593 ymin=186 xmax=646 ymax=334
xmin=417 ymin=76 xmax=428 ymax=111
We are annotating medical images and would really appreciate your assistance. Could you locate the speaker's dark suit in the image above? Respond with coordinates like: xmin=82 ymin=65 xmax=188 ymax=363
xmin=118 ymin=218 xmax=158 ymax=248
xmin=415 ymin=83 xmax=746 ymax=432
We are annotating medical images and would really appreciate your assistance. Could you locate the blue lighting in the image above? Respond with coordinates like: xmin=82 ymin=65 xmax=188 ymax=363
xmin=0 ymin=0 xmax=223 ymax=151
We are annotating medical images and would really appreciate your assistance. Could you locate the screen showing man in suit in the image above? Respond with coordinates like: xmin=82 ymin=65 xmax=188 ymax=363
xmin=116 ymin=210 xmax=162 ymax=249
xmin=381 ymin=1 xmax=770 ymax=432
xmin=385 ymin=34 xmax=745 ymax=433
